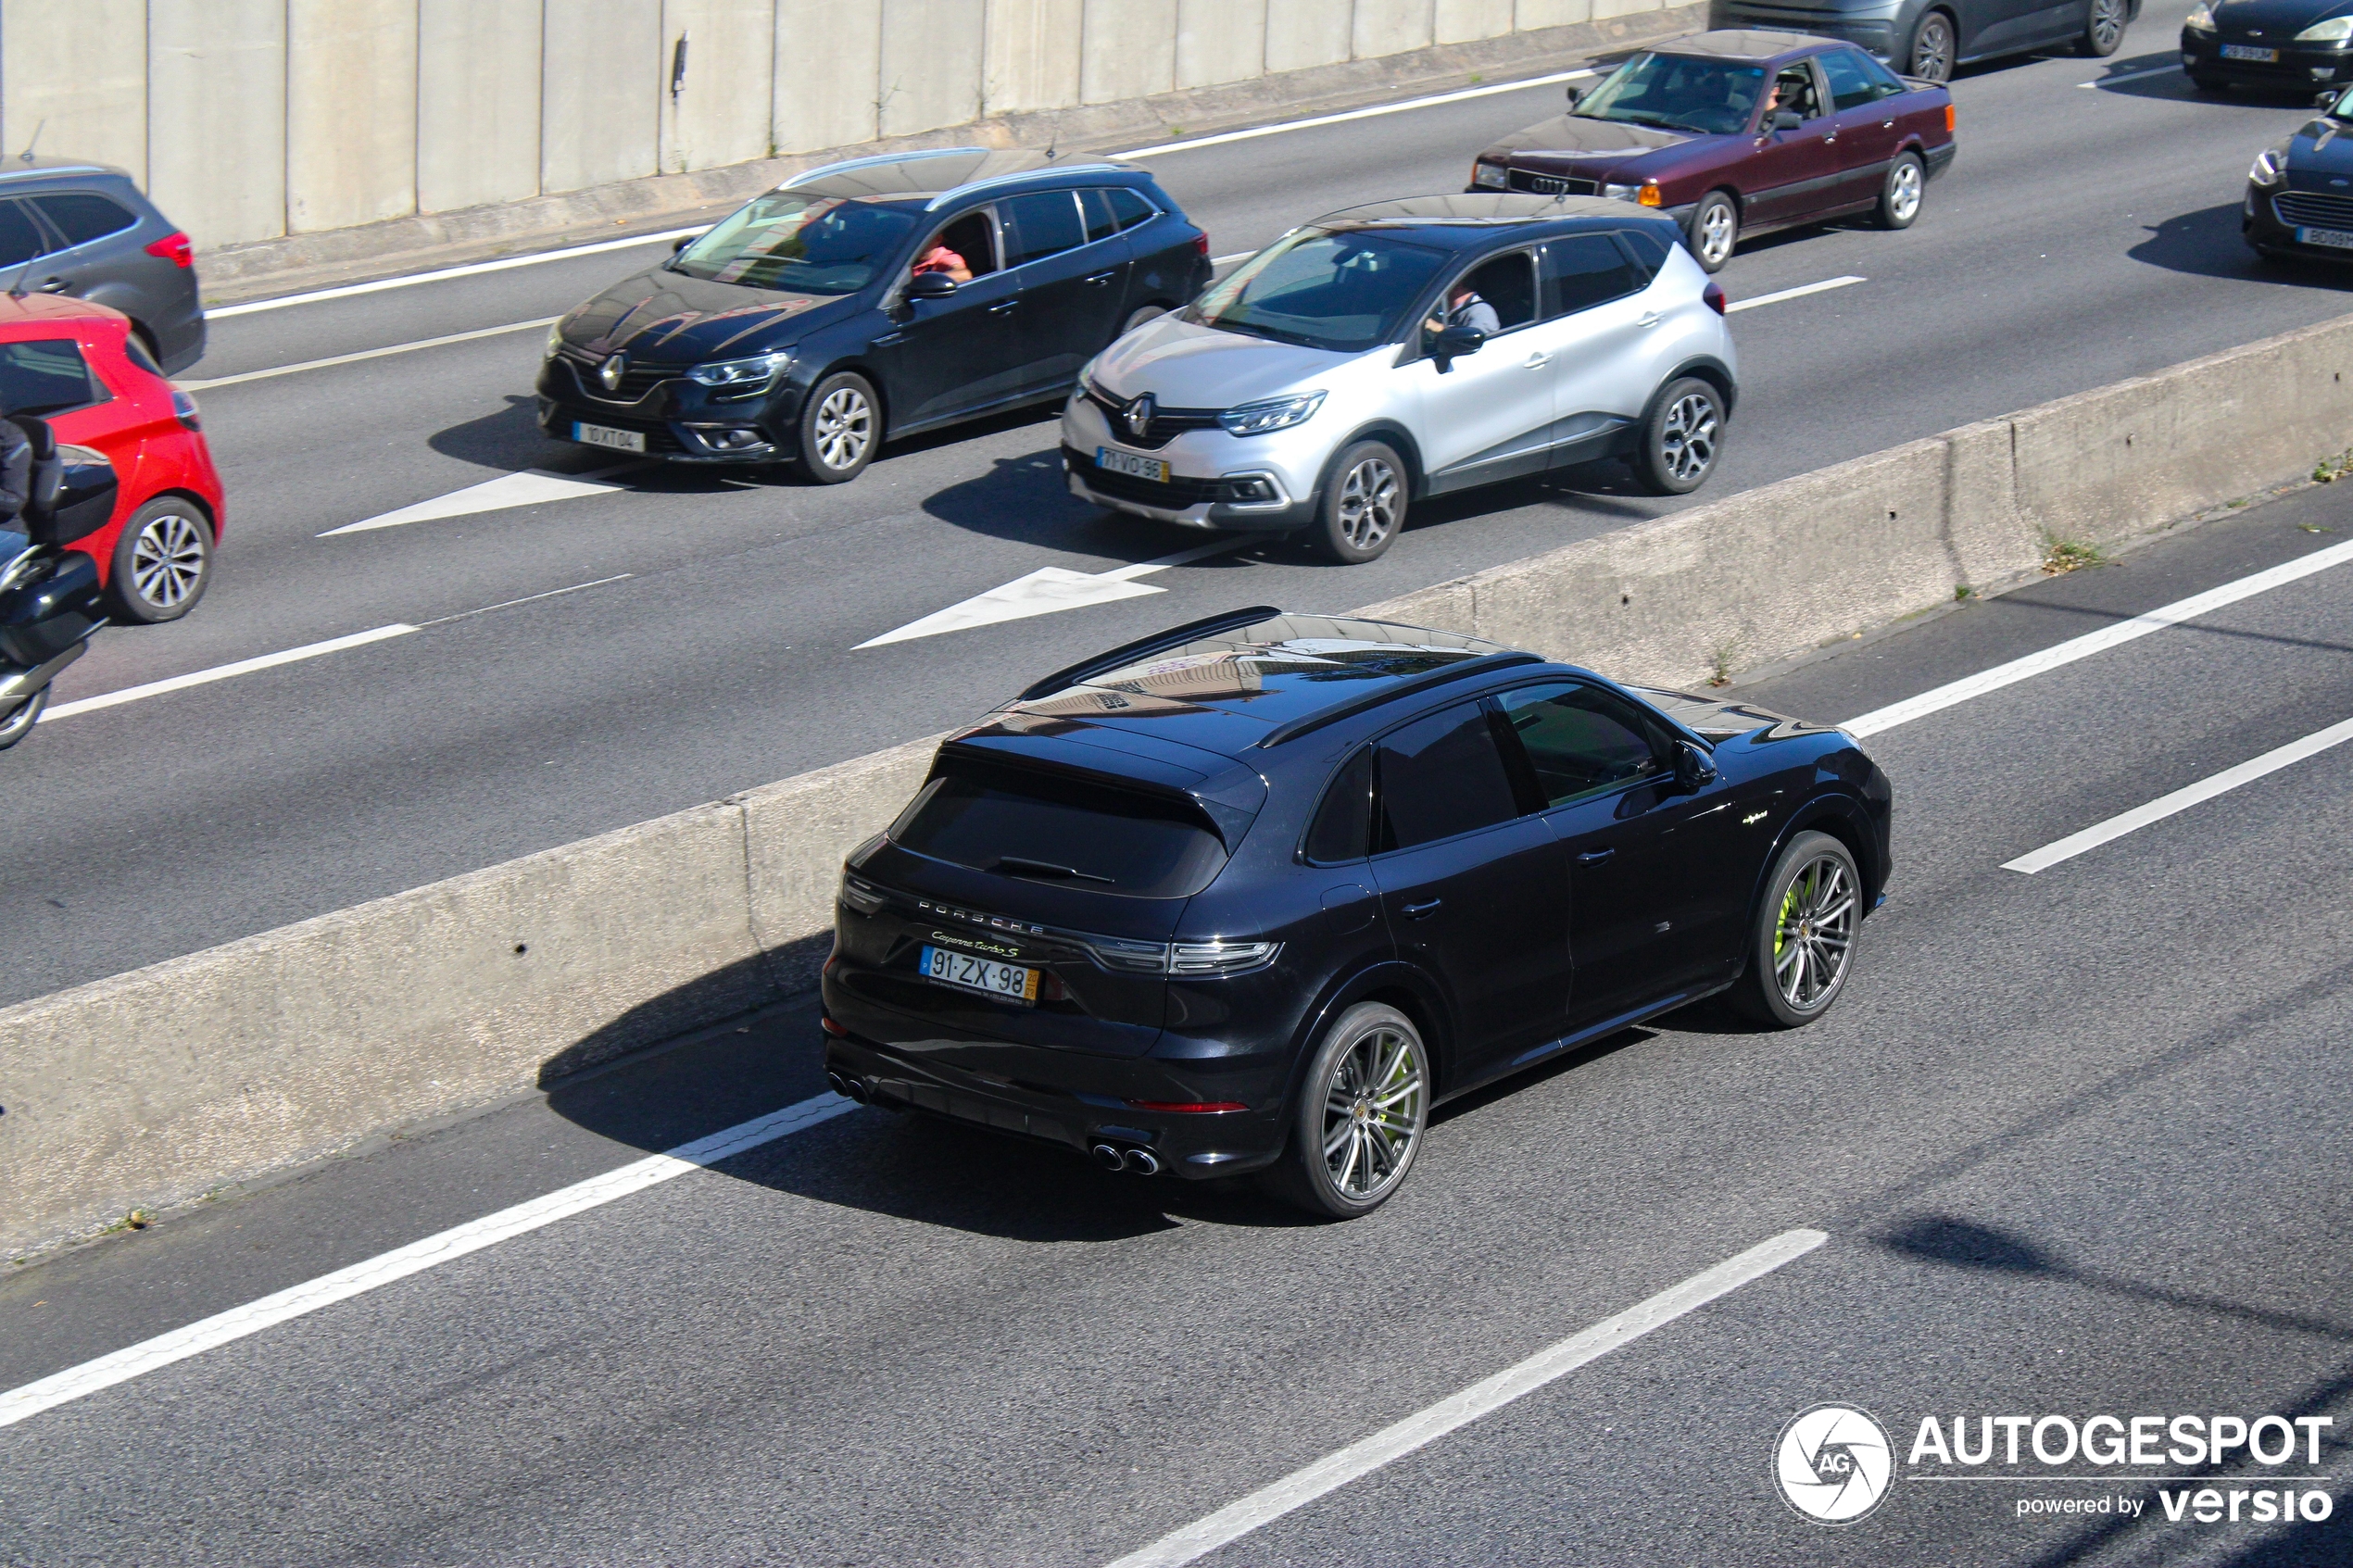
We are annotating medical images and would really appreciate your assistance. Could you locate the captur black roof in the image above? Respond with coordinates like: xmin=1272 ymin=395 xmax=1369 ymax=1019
xmin=965 ymin=610 xmax=1533 ymax=763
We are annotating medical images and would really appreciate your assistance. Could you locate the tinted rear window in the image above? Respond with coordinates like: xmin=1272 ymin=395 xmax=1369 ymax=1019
xmin=891 ymin=759 xmax=1229 ymax=898
xmin=33 ymin=193 xmax=138 ymax=248
xmin=1003 ymin=191 xmax=1086 ymax=267
xmin=1376 ymin=701 xmax=1522 ymax=851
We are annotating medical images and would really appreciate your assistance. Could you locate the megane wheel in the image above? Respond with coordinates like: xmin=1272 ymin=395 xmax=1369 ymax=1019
xmin=1266 ymin=1003 xmax=1429 ymax=1218
xmin=2080 ymin=0 xmax=2126 ymax=56
xmin=1906 ymin=11 xmax=1955 ymax=82
xmin=1313 ymin=440 xmax=1406 ymax=563
xmin=107 ymin=498 xmax=214 ymax=623
xmin=1733 ymin=831 xmax=1862 ymax=1027
xmin=1632 ymin=377 xmax=1723 ymax=495
xmin=796 ymin=370 xmax=878 ymax=483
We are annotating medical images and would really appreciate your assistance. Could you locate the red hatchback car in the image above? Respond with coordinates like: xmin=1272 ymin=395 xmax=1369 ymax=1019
xmin=0 ymin=292 xmax=222 ymax=621
xmin=1470 ymin=31 xmax=1957 ymax=273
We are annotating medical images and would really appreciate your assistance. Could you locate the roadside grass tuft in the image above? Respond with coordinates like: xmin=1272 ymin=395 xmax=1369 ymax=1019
xmin=100 ymin=1208 xmax=153 ymax=1235
xmin=1707 ymin=640 xmax=1738 ymax=687
xmin=2314 ymin=447 xmax=2353 ymax=483
xmin=1954 ymin=583 xmax=1974 ymax=601
xmin=2041 ymin=535 xmax=2107 ymax=575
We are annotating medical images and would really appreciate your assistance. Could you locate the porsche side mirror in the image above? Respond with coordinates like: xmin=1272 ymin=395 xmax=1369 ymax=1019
xmin=1674 ymin=740 xmax=1719 ymax=792
xmin=905 ymin=270 xmax=959 ymax=301
xmin=1770 ymin=109 xmax=1804 ymax=132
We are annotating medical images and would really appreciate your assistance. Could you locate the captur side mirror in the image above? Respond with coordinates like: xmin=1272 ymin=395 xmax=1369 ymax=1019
xmin=1565 ymin=83 xmax=1584 ymax=109
xmin=1674 ymin=740 xmax=1719 ymax=792
xmin=672 ymin=234 xmax=694 ymax=254
xmin=1432 ymin=323 xmax=1486 ymax=368
xmin=1769 ymin=109 xmax=1804 ymax=132
xmin=905 ymin=270 xmax=959 ymax=301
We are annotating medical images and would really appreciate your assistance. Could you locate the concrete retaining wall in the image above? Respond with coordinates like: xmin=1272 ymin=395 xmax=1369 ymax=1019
xmin=6 ymin=313 xmax=2353 ymax=1260
xmin=0 ymin=0 xmax=1691 ymax=260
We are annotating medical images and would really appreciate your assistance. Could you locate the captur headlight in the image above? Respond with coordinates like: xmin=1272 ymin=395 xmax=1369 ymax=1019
xmin=2297 ymin=13 xmax=2353 ymax=40
xmin=1218 ymin=390 xmax=1326 ymax=436
xmin=2251 ymin=146 xmax=2288 ymax=185
xmin=686 ymin=349 xmax=792 ymax=388
xmin=1472 ymin=160 xmax=1509 ymax=189
xmin=2184 ymin=2 xmax=2215 ymax=29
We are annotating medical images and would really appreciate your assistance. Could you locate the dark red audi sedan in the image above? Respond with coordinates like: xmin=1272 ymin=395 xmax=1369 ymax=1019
xmin=1469 ymin=31 xmax=1957 ymax=272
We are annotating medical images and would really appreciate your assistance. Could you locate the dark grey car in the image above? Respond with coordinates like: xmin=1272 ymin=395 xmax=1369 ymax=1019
xmin=1708 ymin=0 xmax=2137 ymax=80
xmin=0 ymin=158 xmax=205 ymax=375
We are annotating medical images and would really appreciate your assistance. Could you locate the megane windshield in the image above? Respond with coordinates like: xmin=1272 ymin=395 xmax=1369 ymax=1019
xmin=1574 ymin=53 xmax=1768 ymax=137
xmin=1188 ymin=229 xmax=1450 ymax=353
xmin=669 ymin=194 xmax=922 ymax=294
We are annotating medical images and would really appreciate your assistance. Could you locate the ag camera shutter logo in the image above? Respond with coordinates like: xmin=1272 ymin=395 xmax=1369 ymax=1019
xmin=1776 ymin=1404 xmax=1894 ymax=1524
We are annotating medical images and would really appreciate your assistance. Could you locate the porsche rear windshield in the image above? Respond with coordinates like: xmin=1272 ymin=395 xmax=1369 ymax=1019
xmin=1575 ymin=53 xmax=1767 ymax=137
xmin=669 ymin=194 xmax=922 ymax=293
xmin=1188 ymin=228 xmax=1450 ymax=353
xmin=889 ymin=759 xmax=1231 ymax=898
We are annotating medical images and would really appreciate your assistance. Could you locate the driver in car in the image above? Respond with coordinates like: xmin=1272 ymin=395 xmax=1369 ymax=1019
xmin=1424 ymin=279 xmax=1501 ymax=341
xmin=912 ymin=236 xmax=972 ymax=284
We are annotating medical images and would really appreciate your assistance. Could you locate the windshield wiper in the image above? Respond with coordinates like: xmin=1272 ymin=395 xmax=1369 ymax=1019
xmin=990 ymin=856 xmax=1114 ymax=884
xmin=1208 ymin=318 xmax=1320 ymax=349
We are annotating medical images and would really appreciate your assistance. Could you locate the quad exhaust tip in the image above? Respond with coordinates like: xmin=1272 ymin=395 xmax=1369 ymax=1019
xmin=1093 ymin=1142 xmax=1163 ymax=1175
xmin=1091 ymin=1143 xmax=1127 ymax=1172
xmin=1124 ymin=1148 xmax=1162 ymax=1175
xmin=827 ymin=1071 xmax=870 ymax=1104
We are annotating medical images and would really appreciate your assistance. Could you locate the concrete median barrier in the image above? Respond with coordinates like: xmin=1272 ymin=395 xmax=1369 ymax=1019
xmin=6 ymin=312 xmax=2353 ymax=1261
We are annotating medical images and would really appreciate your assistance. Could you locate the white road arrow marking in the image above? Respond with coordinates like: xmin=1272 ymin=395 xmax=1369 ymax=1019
xmin=320 ymin=464 xmax=645 ymax=536
xmin=855 ymin=538 xmax=1251 ymax=648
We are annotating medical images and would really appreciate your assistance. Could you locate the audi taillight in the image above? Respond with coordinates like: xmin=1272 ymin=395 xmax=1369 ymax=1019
xmin=1703 ymin=282 xmax=1727 ymax=316
xmin=145 ymin=232 xmax=194 ymax=269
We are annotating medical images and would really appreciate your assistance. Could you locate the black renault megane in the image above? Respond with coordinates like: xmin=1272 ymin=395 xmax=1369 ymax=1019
xmin=821 ymin=608 xmax=1893 ymax=1218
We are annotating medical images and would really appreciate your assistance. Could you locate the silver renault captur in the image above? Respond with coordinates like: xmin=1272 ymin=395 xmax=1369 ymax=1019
xmin=1062 ymin=194 xmax=1737 ymax=563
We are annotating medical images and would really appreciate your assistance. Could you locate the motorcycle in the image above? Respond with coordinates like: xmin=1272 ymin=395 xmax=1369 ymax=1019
xmin=0 ymin=415 xmax=120 ymax=749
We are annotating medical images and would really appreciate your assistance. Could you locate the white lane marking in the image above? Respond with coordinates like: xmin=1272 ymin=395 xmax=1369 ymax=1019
xmin=2080 ymin=65 xmax=2183 ymax=87
xmin=179 ymin=317 xmax=560 ymax=391
xmin=855 ymin=538 xmax=1250 ymax=648
xmin=205 ymin=228 xmax=710 ymax=318
xmin=1728 ymin=275 xmax=1865 ymax=312
xmin=320 ymin=463 xmax=646 ymax=536
xmin=2003 ymin=714 xmax=2353 ymax=873
xmin=1844 ymin=538 xmax=2353 ymax=737
xmin=1104 ymin=1228 xmax=1828 ymax=1568
xmin=1126 ymin=68 xmax=1599 ymax=157
xmin=0 ymin=1093 xmax=857 ymax=1432
xmin=40 ymin=625 xmax=419 ymax=723
xmin=414 ymin=573 xmax=635 ymax=626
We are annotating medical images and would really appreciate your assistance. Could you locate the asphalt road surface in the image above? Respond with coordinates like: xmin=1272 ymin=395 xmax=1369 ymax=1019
xmin=3 ymin=476 xmax=2347 ymax=1565
xmin=5 ymin=0 xmax=2347 ymax=1014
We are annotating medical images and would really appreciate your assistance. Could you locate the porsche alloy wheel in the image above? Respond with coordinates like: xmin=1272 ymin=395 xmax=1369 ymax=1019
xmin=1265 ymin=1003 xmax=1430 ymax=1218
xmin=1732 ymin=831 xmax=1863 ymax=1027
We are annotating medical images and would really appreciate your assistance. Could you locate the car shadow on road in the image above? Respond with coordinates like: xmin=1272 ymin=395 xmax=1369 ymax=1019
xmin=2130 ymin=203 xmax=2353 ymax=285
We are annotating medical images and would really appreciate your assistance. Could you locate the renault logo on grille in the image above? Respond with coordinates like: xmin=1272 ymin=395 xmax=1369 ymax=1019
xmin=598 ymin=352 xmax=628 ymax=392
xmin=1124 ymin=393 xmax=1156 ymax=438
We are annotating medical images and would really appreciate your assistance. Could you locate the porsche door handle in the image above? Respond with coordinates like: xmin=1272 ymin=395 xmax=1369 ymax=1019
xmin=988 ymin=299 xmax=1018 ymax=315
xmin=1575 ymin=848 xmax=1616 ymax=865
xmin=1084 ymin=270 xmax=1117 ymax=285
xmin=1402 ymin=898 xmax=1444 ymax=920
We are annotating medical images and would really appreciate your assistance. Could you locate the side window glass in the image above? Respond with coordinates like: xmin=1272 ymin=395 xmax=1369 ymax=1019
xmin=921 ymin=207 xmax=1000 ymax=279
xmin=1818 ymin=50 xmax=1880 ymax=114
xmin=1002 ymin=191 xmax=1086 ymax=268
xmin=0 ymin=337 xmax=107 ymax=416
xmin=1079 ymin=188 xmax=1120 ymax=244
xmin=1765 ymin=63 xmax=1823 ymax=122
xmin=1105 ymin=186 xmax=1156 ymax=232
xmin=1541 ymin=233 xmax=1643 ymax=318
xmin=32 ymin=194 xmax=138 ymax=249
xmin=1613 ymin=227 xmax=1671 ymax=282
xmin=1493 ymin=682 xmax=1666 ymax=808
xmin=1304 ymin=746 xmax=1374 ymax=863
xmin=0 ymin=200 xmax=46 ymax=269
xmin=1449 ymin=250 xmax=1537 ymax=334
xmin=1860 ymin=54 xmax=1910 ymax=96
xmin=1375 ymin=701 xmax=1522 ymax=852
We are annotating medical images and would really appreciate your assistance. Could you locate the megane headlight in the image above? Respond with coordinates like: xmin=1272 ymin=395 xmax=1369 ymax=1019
xmin=2297 ymin=14 xmax=2353 ymax=40
xmin=1219 ymin=390 xmax=1327 ymax=435
xmin=544 ymin=321 xmax=565 ymax=359
xmin=2184 ymin=2 xmax=2215 ymax=29
xmin=686 ymin=349 xmax=792 ymax=388
xmin=2251 ymin=146 xmax=2288 ymax=185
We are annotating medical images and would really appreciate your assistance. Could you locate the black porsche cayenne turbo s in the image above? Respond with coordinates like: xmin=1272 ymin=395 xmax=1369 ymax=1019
xmin=2243 ymin=83 xmax=2353 ymax=257
xmin=820 ymin=608 xmax=1894 ymax=1218
xmin=536 ymin=148 xmax=1211 ymax=483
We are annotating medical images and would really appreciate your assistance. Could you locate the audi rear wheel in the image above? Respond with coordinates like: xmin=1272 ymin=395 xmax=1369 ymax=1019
xmin=1312 ymin=440 xmax=1406 ymax=563
xmin=1731 ymin=831 xmax=1862 ymax=1027
xmin=1687 ymin=191 xmax=1738 ymax=273
xmin=1264 ymin=1003 xmax=1430 ymax=1219
xmin=107 ymin=497 xmax=214 ymax=623
xmin=795 ymin=370 xmax=878 ymax=484
xmin=1877 ymin=151 xmax=1925 ymax=230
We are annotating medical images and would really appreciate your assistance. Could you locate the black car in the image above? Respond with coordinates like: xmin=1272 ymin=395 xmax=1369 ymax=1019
xmin=0 ymin=158 xmax=206 ymax=375
xmin=821 ymin=608 xmax=1893 ymax=1218
xmin=538 ymin=148 xmax=1212 ymax=483
xmin=2184 ymin=0 xmax=2353 ymax=92
xmin=2242 ymin=84 xmax=2353 ymax=255
xmin=1709 ymin=0 xmax=2135 ymax=81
